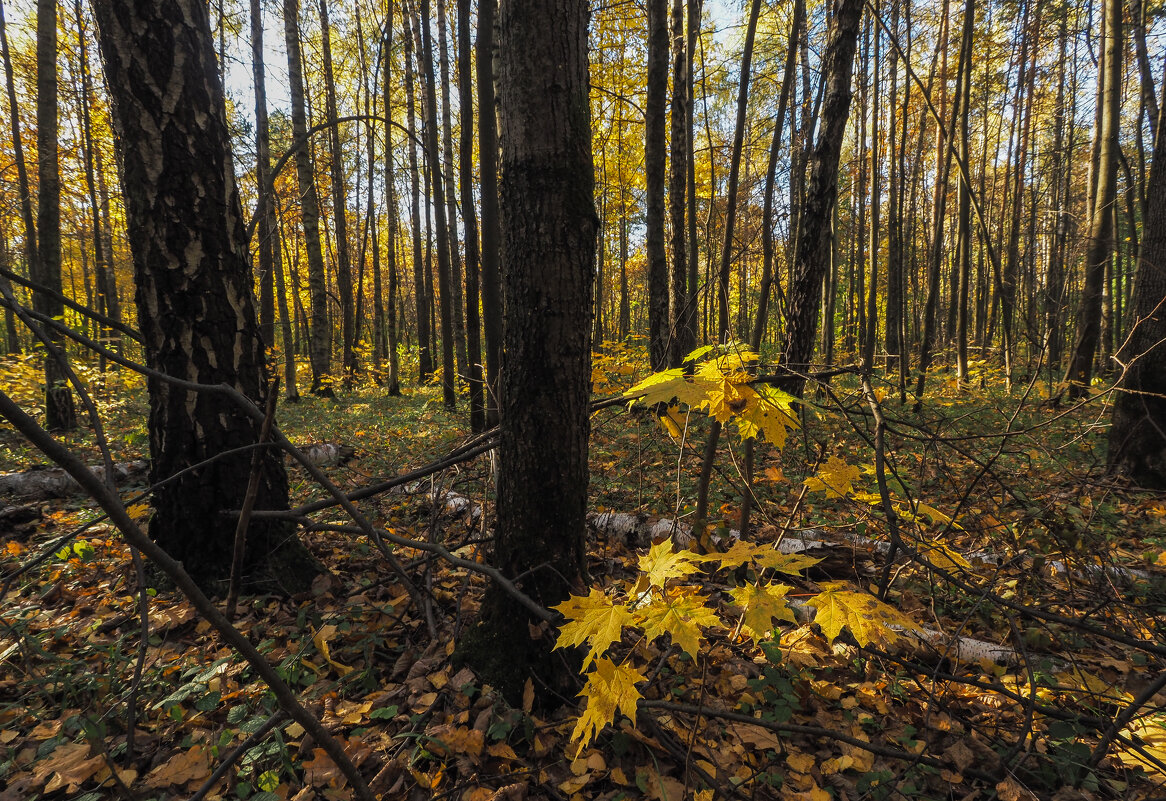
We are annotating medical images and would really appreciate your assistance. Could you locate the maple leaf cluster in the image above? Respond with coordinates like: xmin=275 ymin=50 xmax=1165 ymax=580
xmin=552 ymin=537 xmax=921 ymax=751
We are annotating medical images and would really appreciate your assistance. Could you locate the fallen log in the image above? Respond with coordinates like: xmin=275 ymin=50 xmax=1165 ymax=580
xmin=0 ymin=443 xmax=355 ymax=501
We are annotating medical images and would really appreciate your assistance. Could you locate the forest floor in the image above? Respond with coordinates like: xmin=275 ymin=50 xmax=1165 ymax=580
xmin=2 ymin=347 xmax=1166 ymax=801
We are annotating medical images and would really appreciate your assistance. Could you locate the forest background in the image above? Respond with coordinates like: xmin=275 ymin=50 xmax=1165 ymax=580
xmin=1 ymin=0 xmax=1166 ymax=799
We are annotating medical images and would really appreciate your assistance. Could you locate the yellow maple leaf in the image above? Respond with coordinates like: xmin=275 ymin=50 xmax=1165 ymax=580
xmin=636 ymin=586 xmax=722 ymax=657
xmin=1118 ymin=715 xmax=1166 ymax=782
xmin=806 ymin=582 xmax=921 ymax=647
xmin=571 ymin=658 xmax=646 ymax=749
xmin=623 ymin=368 xmax=709 ymax=410
xmin=638 ymin=540 xmax=705 ymax=588
xmin=657 ymin=404 xmax=687 ymax=438
xmin=729 ymin=582 xmax=796 ymax=641
xmin=706 ymin=539 xmax=763 ymax=569
xmin=752 ymin=549 xmax=824 ymax=574
xmin=804 ymin=456 xmax=862 ymax=498
xmin=553 ymin=588 xmax=635 ymax=669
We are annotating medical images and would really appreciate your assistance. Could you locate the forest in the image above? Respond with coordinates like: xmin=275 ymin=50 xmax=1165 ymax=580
xmin=1 ymin=0 xmax=1165 ymax=798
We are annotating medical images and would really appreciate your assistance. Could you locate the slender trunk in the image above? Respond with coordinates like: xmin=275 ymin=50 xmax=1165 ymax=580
xmin=717 ymin=0 xmax=762 ymax=343
xmin=319 ymin=0 xmax=356 ymax=382
xmin=382 ymin=3 xmax=401 ymax=395
xmin=437 ymin=0 xmax=467 ymax=391
xmin=416 ymin=0 xmax=457 ymax=408
xmin=667 ymin=0 xmax=690 ymax=365
xmin=782 ymin=0 xmax=865 ymax=379
xmin=645 ymin=0 xmax=669 ymax=369
xmin=252 ymin=0 xmax=276 ymax=348
xmin=35 ymin=0 xmax=76 ymax=429
xmin=458 ymin=0 xmax=484 ymax=430
xmin=283 ymin=0 xmax=333 ymax=394
xmin=954 ymin=0 xmax=973 ymax=382
xmin=753 ymin=0 xmax=803 ymax=350
xmin=476 ymin=0 xmax=502 ymax=425
xmin=1065 ymin=0 xmax=1120 ymax=396
xmin=403 ymin=8 xmax=432 ymax=382
xmin=683 ymin=0 xmax=701 ymax=351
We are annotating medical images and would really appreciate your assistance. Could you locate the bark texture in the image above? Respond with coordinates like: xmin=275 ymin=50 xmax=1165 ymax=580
xmin=457 ymin=0 xmax=597 ymax=705
xmin=781 ymin=0 xmax=864 ymax=378
xmin=1109 ymin=85 xmax=1166 ymax=488
xmin=91 ymin=0 xmax=319 ymax=593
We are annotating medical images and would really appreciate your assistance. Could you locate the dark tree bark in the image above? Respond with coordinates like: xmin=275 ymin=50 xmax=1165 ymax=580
xmin=76 ymin=0 xmax=121 ymax=370
xmin=458 ymin=0 xmax=484 ymax=431
xmin=781 ymin=0 xmax=864 ymax=380
xmin=716 ymin=0 xmax=761 ymax=344
xmin=382 ymin=6 xmax=401 ymax=396
xmin=283 ymin=0 xmax=333 ymax=394
xmin=251 ymin=0 xmax=276 ymax=350
xmin=1065 ymin=0 xmax=1120 ymax=396
xmin=476 ymin=0 xmax=502 ymax=425
xmin=318 ymin=0 xmax=357 ymax=381
xmin=35 ymin=0 xmax=76 ymax=430
xmin=436 ymin=0 xmax=467 ymax=393
xmin=666 ymin=0 xmax=689 ymax=366
xmin=402 ymin=8 xmax=432 ymax=383
xmin=645 ymin=0 xmax=669 ymax=370
xmin=457 ymin=0 xmax=596 ymax=705
xmin=414 ymin=0 xmax=457 ymax=409
xmin=91 ymin=0 xmax=320 ymax=593
xmin=1109 ymin=87 xmax=1166 ymax=488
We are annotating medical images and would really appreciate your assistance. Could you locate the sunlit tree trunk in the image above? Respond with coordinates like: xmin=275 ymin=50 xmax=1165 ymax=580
xmin=666 ymin=0 xmax=690 ymax=366
xmin=76 ymin=0 xmax=119 ymax=371
xmin=415 ymin=0 xmax=457 ymax=408
xmin=954 ymin=0 xmax=973 ymax=383
xmin=283 ymin=0 xmax=332 ymax=394
xmin=1065 ymin=0 xmax=1120 ymax=397
xmin=34 ymin=0 xmax=75 ymax=430
xmin=318 ymin=0 xmax=356 ymax=382
xmin=436 ymin=0 xmax=467 ymax=392
xmin=458 ymin=0 xmax=484 ymax=430
xmin=716 ymin=0 xmax=761 ymax=344
xmin=402 ymin=9 xmax=432 ymax=383
xmin=476 ymin=0 xmax=502 ymax=425
xmin=645 ymin=0 xmax=669 ymax=369
xmin=382 ymin=4 xmax=401 ymax=396
xmin=782 ymin=0 xmax=864 ymax=380
xmin=251 ymin=0 xmax=275 ymax=350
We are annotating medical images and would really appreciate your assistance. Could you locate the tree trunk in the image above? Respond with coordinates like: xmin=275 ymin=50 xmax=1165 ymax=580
xmin=954 ymin=0 xmax=973 ymax=382
xmin=416 ymin=0 xmax=457 ymax=408
xmin=437 ymin=0 xmax=467 ymax=394
xmin=476 ymin=0 xmax=502 ymax=426
xmin=716 ymin=0 xmax=761 ymax=344
xmin=251 ymin=0 xmax=276 ymax=350
xmin=92 ymin=0 xmax=320 ymax=593
xmin=318 ymin=0 xmax=356 ymax=382
xmin=283 ymin=0 xmax=333 ymax=395
xmin=782 ymin=0 xmax=864 ymax=380
xmin=35 ymin=0 xmax=76 ymax=430
xmin=458 ymin=0 xmax=484 ymax=430
xmin=1109 ymin=79 xmax=1166 ymax=488
xmin=382 ymin=5 xmax=401 ymax=396
xmin=666 ymin=0 xmax=690 ymax=366
xmin=403 ymin=9 xmax=433 ymax=383
xmin=457 ymin=0 xmax=596 ymax=706
xmin=645 ymin=0 xmax=669 ymax=370
xmin=76 ymin=0 xmax=120 ymax=371
xmin=1065 ymin=0 xmax=1120 ymax=397
xmin=753 ymin=0 xmax=803 ymax=351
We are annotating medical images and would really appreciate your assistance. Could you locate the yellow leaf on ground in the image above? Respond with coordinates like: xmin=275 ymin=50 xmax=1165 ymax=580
xmin=34 ymin=743 xmax=104 ymax=794
xmin=144 ymin=744 xmax=211 ymax=789
xmin=553 ymin=587 xmax=635 ymax=669
xmin=312 ymin=625 xmax=354 ymax=677
xmin=1118 ymin=715 xmax=1166 ymax=782
xmin=786 ymin=751 xmax=815 ymax=773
